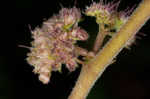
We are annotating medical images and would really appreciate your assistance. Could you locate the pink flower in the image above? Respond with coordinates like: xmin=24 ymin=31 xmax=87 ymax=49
xmin=59 ymin=7 xmax=81 ymax=25
xmin=27 ymin=7 xmax=89 ymax=84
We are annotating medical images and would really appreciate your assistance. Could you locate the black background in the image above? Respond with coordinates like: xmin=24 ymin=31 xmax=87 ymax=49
xmin=1 ymin=0 xmax=150 ymax=99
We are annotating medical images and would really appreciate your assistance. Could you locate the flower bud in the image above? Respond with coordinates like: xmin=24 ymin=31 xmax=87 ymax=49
xmin=71 ymin=27 xmax=89 ymax=40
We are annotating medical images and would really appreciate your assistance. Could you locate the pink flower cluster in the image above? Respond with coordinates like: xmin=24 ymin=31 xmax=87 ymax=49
xmin=85 ymin=1 xmax=136 ymax=49
xmin=85 ymin=1 xmax=134 ymax=32
xmin=85 ymin=1 xmax=120 ymax=18
xmin=27 ymin=7 xmax=89 ymax=84
xmin=26 ymin=1 xmax=136 ymax=84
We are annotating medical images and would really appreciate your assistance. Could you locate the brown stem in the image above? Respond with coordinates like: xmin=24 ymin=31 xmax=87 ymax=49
xmin=93 ymin=24 xmax=107 ymax=54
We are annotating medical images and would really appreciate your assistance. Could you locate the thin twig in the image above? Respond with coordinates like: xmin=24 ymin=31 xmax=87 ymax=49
xmin=93 ymin=24 xmax=107 ymax=54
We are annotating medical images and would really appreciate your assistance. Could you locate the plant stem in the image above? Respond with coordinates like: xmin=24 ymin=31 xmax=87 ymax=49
xmin=93 ymin=24 xmax=107 ymax=54
xmin=68 ymin=0 xmax=150 ymax=99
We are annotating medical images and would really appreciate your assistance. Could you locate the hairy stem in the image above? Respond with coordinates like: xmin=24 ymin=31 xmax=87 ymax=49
xmin=93 ymin=24 xmax=107 ymax=54
xmin=68 ymin=0 xmax=150 ymax=99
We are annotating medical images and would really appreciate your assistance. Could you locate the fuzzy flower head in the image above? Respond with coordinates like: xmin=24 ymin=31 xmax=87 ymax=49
xmin=59 ymin=7 xmax=81 ymax=30
xmin=85 ymin=1 xmax=120 ymax=24
xmin=85 ymin=0 xmax=133 ymax=37
xmin=27 ymin=7 xmax=88 ymax=84
xmin=86 ymin=3 xmax=110 ymax=24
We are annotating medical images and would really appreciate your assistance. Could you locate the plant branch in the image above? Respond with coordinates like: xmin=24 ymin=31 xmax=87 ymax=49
xmin=93 ymin=24 xmax=107 ymax=54
xmin=68 ymin=0 xmax=150 ymax=99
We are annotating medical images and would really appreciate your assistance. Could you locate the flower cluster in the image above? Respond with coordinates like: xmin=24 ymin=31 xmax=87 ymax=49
xmin=85 ymin=1 xmax=128 ymax=34
xmin=26 ymin=1 xmax=136 ymax=84
xmin=27 ymin=7 xmax=89 ymax=84
xmin=85 ymin=1 xmax=135 ymax=48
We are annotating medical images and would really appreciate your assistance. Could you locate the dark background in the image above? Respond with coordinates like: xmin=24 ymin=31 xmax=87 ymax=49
xmin=1 ymin=0 xmax=150 ymax=99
